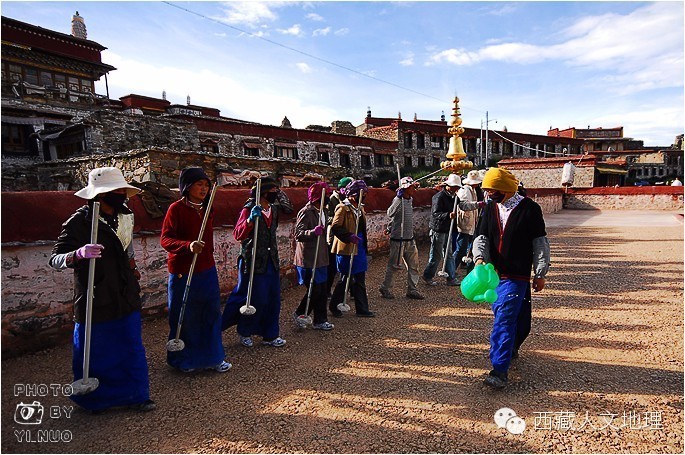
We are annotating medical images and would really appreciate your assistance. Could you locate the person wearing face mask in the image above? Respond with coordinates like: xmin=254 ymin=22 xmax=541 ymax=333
xmin=379 ymin=177 xmax=425 ymax=300
xmin=49 ymin=167 xmax=155 ymax=413
xmin=222 ymin=176 xmax=294 ymax=348
xmin=161 ymin=167 xmax=231 ymax=374
xmin=473 ymin=168 xmax=550 ymax=389
xmin=422 ymin=174 xmax=483 ymax=286
xmin=292 ymin=181 xmax=335 ymax=331
xmin=329 ymin=179 xmax=375 ymax=318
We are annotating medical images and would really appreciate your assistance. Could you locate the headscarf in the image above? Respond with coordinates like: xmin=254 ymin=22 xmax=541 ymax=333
xmin=342 ymin=179 xmax=368 ymax=198
xmin=338 ymin=176 xmax=353 ymax=189
xmin=481 ymin=168 xmax=519 ymax=193
xmin=307 ymin=181 xmax=330 ymax=203
xmin=179 ymin=167 xmax=210 ymax=196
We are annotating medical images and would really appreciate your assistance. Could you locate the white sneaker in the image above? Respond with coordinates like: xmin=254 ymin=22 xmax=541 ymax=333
xmin=313 ymin=322 xmax=334 ymax=331
xmin=239 ymin=336 xmax=253 ymax=347
xmin=212 ymin=361 xmax=232 ymax=373
xmin=262 ymin=337 xmax=286 ymax=347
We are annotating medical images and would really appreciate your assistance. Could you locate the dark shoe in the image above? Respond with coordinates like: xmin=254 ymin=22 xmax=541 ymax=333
xmin=379 ymin=288 xmax=395 ymax=299
xmin=511 ymin=350 xmax=519 ymax=360
xmin=445 ymin=279 xmax=460 ymax=287
xmin=330 ymin=308 xmax=343 ymax=318
xmin=484 ymin=370 xmax=508 ymax=389
xmin=130 ymin=399 xmax=156 ymax=412
xmin=356 ymin=311 xmax=376 ymax=318
xmin=422 ymin=277 xmax=438 ymax=286
xmin=406 ymin=290 xmax=426 ymax=300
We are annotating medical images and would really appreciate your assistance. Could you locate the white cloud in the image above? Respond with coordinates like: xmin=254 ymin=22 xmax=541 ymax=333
xmin=296 ymin=62 xmax=312 ymax=74
xmin=334 ymin=28 xmax=349 ymax=36
xmin=426 ymin=2 xmax=684 ymax=93
xmin=214 ymin=1 xmax=285 ymax=28
xmin=100 ymin=51 xmax=338 ymax=128
xmin=483 ymin=4 xmax=518 ymax=17
xmin=313 ymin=27 xmax=331 ymax=37
xmin=399 ymin=52 xmax=414 ymax=67
xmin=306 ymin=13 xmax=324 ymax=22
xmin=277 ymin=24 xmax=304 ymax=37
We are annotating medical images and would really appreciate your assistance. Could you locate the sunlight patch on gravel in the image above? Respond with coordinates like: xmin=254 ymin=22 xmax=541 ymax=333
xmin=382 ymin=338 xmax=489 ymax=351
xmin=263 ymin=389 xmax=466 ymax=435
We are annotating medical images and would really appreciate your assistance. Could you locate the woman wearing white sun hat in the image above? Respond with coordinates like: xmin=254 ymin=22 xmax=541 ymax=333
xmin=49 ymin=167 xmax=155 ymax=413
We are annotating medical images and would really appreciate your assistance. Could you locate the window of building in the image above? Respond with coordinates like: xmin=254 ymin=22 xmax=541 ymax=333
xmin=200 ymin=140 xmax=219 ymax=153
xmin=376 ymin=154 xmax=393 ymax=167
xmin=25 ymin=68 xmax=39 ymax=85
xmin=55 ymin=141 xmax=83 ymax=159
xmin=340 ymin=152 xmax=351 ymax=167
xmin=417 ymin=134 xmax=425 ymax=149
xmin=637 ymin=168 xmax=642 ymax=176
xmin=54 ymin=74 xmax=66 ymax=88
xmin=418 ymin=157 xmax=426 ymax=167
xmin=40 ymin=71 xmax=53 ymax=87
xmin=433 ymin=155 xmax=441 ymax=166
xmin=405 ymin=156 xmax=412 ymax=167
xmin=430 ymin=136 xmax=444 ymax=149
xmin=403 ymin=133 xmax=413 ymax=148
xmin=80 ymin=79 xmax=93 ymax=93
xmin=361 ymin=154 xmax=372 ymax=169
xmin=2 ymin=123 xmax=28 ymax=153
xmin=244 ymin=146 xmax=260 ymax=157
xmin=9 ymin=64 xmax=22 ymax=82
xmin=275 ymin=145 xmax=298 ymax=160
xmin=68 ymin=77 xmax=79 ymax=92
xmin=317 ymin=151 xmax=330 ymax=163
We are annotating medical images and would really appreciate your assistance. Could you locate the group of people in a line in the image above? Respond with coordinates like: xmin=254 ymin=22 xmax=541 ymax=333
xmin=50 ymin=164 xmax=550 ymax=413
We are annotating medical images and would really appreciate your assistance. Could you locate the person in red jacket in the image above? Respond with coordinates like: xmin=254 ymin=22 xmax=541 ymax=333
xmin=161 ymin=167 xmax=231 ymax=373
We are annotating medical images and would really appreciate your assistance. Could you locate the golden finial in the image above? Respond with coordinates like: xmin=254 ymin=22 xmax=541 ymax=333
xmin=442 ymin=95 xmax=473 ymax=172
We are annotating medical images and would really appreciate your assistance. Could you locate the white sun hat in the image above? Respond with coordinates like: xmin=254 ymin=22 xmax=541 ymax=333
xmin=74 ymin=167 xmax=141 ymax=200
xmin=462 ymin=170 xmax=483 ymax=185
xmin=443 ymin=173 xmax=462 ymax=187
xmin=399 ymin=176 xmax=417 ymax=189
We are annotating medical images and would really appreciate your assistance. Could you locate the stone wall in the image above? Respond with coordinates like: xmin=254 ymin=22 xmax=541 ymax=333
xmin=564 ymin=187 xmax=684 ymax=210
xmin=507 ymin=165 xmax=595 ymax=189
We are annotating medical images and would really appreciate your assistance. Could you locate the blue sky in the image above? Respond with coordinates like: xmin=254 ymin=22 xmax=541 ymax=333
xmin=2 ymin=1 xmax=683 ymax=146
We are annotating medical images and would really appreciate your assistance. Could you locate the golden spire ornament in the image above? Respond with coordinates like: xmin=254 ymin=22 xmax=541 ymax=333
xmin=441 ymin=96 xmax=473 ymax=172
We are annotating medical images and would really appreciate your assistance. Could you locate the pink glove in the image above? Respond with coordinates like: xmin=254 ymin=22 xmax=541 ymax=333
xmin=312 ymin=225 xmax=324 ymax=236
xmin=75 ymin=244 xmax=104 ymax=260
xmin=348 ymin=234 xmax=361 ymax=245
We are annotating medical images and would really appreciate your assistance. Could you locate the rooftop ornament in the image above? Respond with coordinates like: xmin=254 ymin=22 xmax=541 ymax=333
xmin=415 ymin=96 xmax=474 ymax=183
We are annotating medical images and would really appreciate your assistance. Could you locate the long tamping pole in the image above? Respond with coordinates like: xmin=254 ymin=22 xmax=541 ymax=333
xmin=338 ymin=192 xmax=364 ymax=312
xmin=437 ymin=193 xmax=459 ymax=278
xmin=71 ymin=202 xmax=101 ymax=395
xmin=240 ymin=178 xmax=261 ymax=316
xmin=167 ymin=183 xmax=219 ymax=351
xmin=298 ymin=187 xmax=327 ymax=326
xmin=394 ymin=163 xmax=405 ymax=269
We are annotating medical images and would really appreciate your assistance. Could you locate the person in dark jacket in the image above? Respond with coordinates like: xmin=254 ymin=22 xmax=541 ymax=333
xmin=472 ymin=168 xmax=550 ymax=389
xmin=161 ymin=167 xmax=231 ymax=374
xmin=293 ymin=181 xmax=334 ymax=331
xmin=422 ymin=174 xmax=482 ymax=286
xmin=49 ymin=167 xmax=155 ymax=413
xmin=222 ymin=176 xmax=294 ymax=347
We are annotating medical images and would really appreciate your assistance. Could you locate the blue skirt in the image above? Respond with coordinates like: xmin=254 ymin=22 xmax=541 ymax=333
xmin=296 ymin=265 xmax=328 ymax=285
xmin=336 ymin=235 xmax=368 ymax=275
xmin=222 ymin=259 xmax=281 ymax=340
xmin=71 ymin=311 xmax=149 ymax=411
xmin=167 ymin=266 xmax=225 ymax=371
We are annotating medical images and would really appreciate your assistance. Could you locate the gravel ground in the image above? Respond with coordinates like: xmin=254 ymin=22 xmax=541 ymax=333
xmin=2 ymin=211 xmax=683 ymax=454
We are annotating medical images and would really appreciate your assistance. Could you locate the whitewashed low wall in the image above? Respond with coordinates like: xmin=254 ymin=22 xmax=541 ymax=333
xmin=1 ymin=208 xmax=431 ymax=356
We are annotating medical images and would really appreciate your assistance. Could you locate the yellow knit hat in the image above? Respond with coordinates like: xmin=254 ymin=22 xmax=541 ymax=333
xmin=481 ymin=168 xmax=519 ymax=193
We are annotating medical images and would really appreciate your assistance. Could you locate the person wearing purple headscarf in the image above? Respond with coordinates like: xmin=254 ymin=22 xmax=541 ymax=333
xmin=328 ymin=179 xmax=375 ymax=318
xmin=292 ymin=182 xmax=334 ymax=331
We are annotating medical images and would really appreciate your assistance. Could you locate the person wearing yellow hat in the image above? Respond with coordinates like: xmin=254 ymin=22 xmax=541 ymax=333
xmin=49 ymin=167 xmax=155 ymax=413
xmin=472 ymin=167 xmax=550 ymax=389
